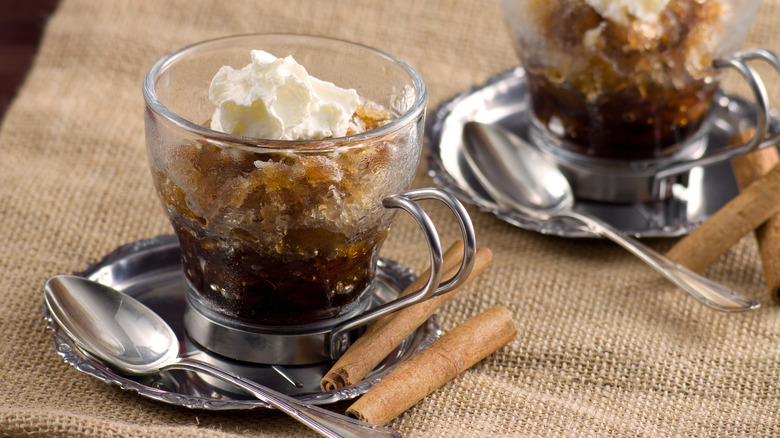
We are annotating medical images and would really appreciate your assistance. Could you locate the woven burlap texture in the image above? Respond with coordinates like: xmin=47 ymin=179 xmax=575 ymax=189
xmin=2 ymin=0 xmax=780 ymax=436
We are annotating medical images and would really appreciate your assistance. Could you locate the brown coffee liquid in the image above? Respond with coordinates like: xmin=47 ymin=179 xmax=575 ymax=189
xmin=527 ymin=70 xmax=718 ymax=160
xmin=175 ymin=216 xmax=387 ymax=326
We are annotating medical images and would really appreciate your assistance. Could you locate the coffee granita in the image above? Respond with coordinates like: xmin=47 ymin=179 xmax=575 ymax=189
xmin=507 ymin=0 xmax=732 ymax=160
xmin=148 ymin=51 xmax=417 ymax=326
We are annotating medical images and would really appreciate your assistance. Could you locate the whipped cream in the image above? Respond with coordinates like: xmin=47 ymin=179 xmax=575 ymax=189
xmin=584 ymin=0 xmax=670 ymax=24
xmin=209 ymin=50 xmax=360 ymax=140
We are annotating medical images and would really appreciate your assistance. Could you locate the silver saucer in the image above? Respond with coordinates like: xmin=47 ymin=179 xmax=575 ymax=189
xmin=426 ymin=67 xmax=776 ymax=238
xmin=44 ymin=235 xmax=441 ymax=410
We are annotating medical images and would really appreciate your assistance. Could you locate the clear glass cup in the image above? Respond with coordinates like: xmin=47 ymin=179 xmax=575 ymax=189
xmin=143 ymin=34 xmax=428 ymax=328
xmin=501 ymin=0 xmax=761 ymax=161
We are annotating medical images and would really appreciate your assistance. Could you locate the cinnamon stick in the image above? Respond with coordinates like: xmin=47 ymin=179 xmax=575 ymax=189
xmin=665 ymin=158 xmax=780 ymax=273
xmin=321 ymin=244 xmax=493 ymax=391
xmin=345 ymin=305 xmax=517 ymax=426
xmin=729 ymin=129 xmax=780 ymax=304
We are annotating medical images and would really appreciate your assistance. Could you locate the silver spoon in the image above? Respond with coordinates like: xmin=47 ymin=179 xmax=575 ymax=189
xmin=44 ymin=274 xmax=401 ymax=438
xmin=462 ymin=121 xmax=760 ymax=312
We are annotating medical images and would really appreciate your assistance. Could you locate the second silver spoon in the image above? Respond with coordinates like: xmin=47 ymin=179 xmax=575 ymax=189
xmin=462 ymin=121 xmax=759 ymax=312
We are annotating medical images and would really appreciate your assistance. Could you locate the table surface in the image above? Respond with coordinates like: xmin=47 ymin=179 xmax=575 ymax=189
xmin=3 ymin=1 xmax=780 ymax=437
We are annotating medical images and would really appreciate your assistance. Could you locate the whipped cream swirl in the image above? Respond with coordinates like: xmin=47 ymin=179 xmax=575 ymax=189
xmin=209 ymin=50 xmax=359 ymax=141
xmin=584 ymin=0 xmax=670 ymax=24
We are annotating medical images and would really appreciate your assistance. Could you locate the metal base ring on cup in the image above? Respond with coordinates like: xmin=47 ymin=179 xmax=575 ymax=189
xmin=528 ymin=118 xmax=710 ymax=203
xmin=183 ymin=283 xmax=375 ymax=365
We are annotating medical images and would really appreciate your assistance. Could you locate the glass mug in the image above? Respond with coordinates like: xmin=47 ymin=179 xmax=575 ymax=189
xmin=501 ymin=0 xmax=780 ymax=202
xmin=143 ymin=34 xmax=475 ymax=364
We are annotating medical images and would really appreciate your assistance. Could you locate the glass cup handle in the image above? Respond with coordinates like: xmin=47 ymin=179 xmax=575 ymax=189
xmin=655 ymin=48 xmax=780 ymax=181
xmin=327 ymin=187 xmax=477 ymax=359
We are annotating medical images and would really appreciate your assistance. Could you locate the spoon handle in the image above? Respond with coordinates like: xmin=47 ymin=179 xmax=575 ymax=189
xmin=563 ymin=210 xmax=761 ymax=312
xmin=164 ymin=358 xmax=401 ymax=438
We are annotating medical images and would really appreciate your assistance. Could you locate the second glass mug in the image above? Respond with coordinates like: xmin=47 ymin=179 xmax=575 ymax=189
xmin=143 ymin=34 xmax=476 ymax=365
xmin=501 ymin=0 xmax=780 ymax=202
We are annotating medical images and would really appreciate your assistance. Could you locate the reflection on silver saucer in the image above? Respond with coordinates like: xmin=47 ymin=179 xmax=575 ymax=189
xmin=44 ymin=235 xmax=441 ymax=410
xmin=426 ymin=67 xmax=777 ymax=238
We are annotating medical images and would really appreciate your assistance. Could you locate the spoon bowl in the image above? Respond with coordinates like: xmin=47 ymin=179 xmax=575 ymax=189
xmin=463 ymin=120 xmax=573 ymax=213
xmin=45 ymin=274 xmax=178 ymax=375
xmin=461 ymin=121 xmax=760 ymax=312
xmin=44 ymin=274 xmax=401 ymax=438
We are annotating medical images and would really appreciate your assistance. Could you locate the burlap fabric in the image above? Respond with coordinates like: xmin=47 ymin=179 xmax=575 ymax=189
xmin=2 ymin=0 xmax=780 ymax=436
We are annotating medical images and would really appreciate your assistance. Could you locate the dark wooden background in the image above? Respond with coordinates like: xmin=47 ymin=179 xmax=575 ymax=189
xmin=0 ymin=0 xmax=60 ymax=121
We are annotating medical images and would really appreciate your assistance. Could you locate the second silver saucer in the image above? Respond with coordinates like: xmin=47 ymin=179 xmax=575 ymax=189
xmin=426 ymin=67 xmax=775 ymax=238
